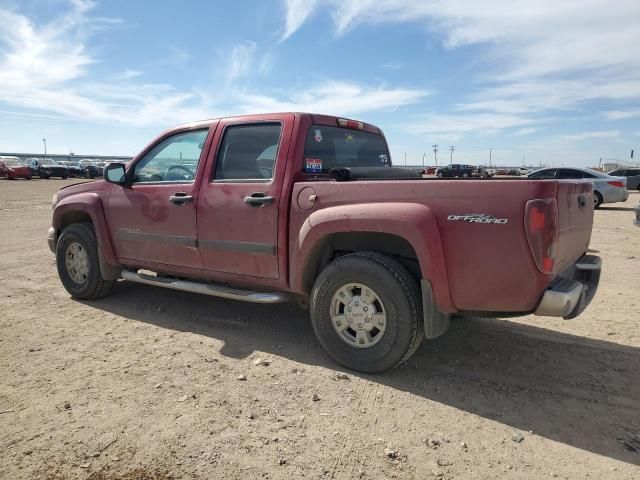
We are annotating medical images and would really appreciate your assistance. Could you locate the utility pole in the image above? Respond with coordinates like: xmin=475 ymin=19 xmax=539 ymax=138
xmin=432 ymin=144 xmax=438 ymax=166
xmin=489 ymin=148 xmax=492 ymax=166
xmin=42 ymin=138 xmax=47 ymax=155
xmin=449 ymin=145 xmax=455 ymax=162
xmin=422 ymin=153 xmax=426 ymax=166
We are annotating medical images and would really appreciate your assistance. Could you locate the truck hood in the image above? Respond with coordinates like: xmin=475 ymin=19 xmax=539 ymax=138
xmin=57 ymin=179 xmax=109 ymax=200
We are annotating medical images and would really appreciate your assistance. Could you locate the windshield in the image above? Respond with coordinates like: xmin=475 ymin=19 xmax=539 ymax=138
xmin=40 ymin=159 xmax=54 ymax=165
xmin=3 ymin=159 xmax=21 ymax=166
xmin=303 ymin=125 xmax=390 ymax=174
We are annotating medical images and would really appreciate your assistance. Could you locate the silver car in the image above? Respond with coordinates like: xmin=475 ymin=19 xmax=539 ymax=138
xmin=528 ymin=167 xmax=629 ymax=208
xmin=608 ymin=167 xmax=640 ymax=191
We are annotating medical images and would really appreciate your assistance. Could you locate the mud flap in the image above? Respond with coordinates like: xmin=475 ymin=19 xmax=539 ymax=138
xmin=421 ymin=280 xmax=450 ymax=339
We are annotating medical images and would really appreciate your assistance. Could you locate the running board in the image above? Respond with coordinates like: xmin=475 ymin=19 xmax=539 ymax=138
xmin=121 ymin=269 xmax=290 ymax=304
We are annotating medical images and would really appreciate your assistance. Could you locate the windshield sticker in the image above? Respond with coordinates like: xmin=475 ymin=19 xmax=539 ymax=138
xmin=447 ymin=213 xmax=508 ymax=225
xmin=305 ymin=158 xmax=323 ymax=173
xmin=314 ymin=129 xmax=323 ymax=142
xmin=379 ymin=154 xmax=389 ymax=164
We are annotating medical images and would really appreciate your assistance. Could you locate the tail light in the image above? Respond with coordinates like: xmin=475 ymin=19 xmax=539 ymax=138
xmin=337 ymin=118 xmax=364 ymax=130
xmin=607 ymin=180 xmax=625 ymax=188
xmin=525 ymin=198 xmax=559 ymax=274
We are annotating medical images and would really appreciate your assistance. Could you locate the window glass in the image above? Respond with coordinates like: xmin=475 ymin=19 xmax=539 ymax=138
xmin=303 ymin=125 xmax=390 ymax=173
xmin=214 ymin=123 xmax=281 ymax=180
xmin=529 ymin=169 xmax=556 ymax=179
xmin=134 ymin=129 xmax=208 ymax=183
xmin=557 ymin=169 xmax=583 ymax=179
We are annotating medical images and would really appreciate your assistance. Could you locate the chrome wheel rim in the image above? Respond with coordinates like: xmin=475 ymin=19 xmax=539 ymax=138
xmin=330 ymin=283 xmax=387 ymax=349
xmin=65 ymin=242 xmax=89 ymax=284
xmin=593 ymin=193 xmax=598 ymax=206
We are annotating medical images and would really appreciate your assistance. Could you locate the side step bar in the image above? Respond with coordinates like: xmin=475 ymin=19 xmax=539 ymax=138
xmin=121 ymin=269 xmax=290 ymax=304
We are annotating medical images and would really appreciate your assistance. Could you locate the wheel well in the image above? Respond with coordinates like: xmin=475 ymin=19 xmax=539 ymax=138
xmin=57 ymin=211 xmax=92 ymax=237
xmin=301 ymin=232 xmax=421 ymax=292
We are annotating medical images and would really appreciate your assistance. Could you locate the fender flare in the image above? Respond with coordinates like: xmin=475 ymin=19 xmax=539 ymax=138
xmin=291 ymin=202 xmax=455 ymax=312
xmin=52 ymin=193 xmax=121 ymax=279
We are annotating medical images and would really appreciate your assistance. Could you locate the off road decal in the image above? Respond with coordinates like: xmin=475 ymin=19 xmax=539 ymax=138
xmin=447 ymin=213 xmax=508 ymax=224
xmin=314 ymin=129 xmax=323 ymax=142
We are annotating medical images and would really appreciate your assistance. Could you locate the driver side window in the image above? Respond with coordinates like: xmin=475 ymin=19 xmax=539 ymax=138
xmin=134 ymin=129 xmax=208 ymax=183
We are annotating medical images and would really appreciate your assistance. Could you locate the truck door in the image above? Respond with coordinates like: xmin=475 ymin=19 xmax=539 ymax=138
xmin=196 ymin=114 xmax=293 ymax=279
xmin=106 ymin=127 xmax=213 ymax=269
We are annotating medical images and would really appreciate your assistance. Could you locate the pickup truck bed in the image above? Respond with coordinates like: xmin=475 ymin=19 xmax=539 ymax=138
xmin=48 ymin=112 xmax=601 ymax=372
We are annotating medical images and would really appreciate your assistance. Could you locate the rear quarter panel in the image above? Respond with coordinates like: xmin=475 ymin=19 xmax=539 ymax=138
xmin=290 ymin=179 xmax=581 ymax=313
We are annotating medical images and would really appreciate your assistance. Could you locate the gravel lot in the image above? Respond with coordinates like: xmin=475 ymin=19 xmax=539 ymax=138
xmin=1 ymin=179 xmax=639 ymax=480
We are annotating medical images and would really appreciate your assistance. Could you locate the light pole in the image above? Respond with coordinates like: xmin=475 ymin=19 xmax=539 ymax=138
xmin=432 ymin=144 xmax=438 ymax=166
xmin=42 ymin=138 xmax=47 ymax=155
xmin=449 ymin=145 xmax=455 ymax=162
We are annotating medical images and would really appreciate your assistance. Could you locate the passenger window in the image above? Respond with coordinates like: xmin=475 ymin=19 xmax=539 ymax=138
xmin=133 ymin=129 xmax=208 ymax=184
xmin=214 ymin=123 xmax=282 ymax=181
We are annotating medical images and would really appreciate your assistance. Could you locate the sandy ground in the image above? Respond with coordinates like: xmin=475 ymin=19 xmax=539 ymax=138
xmin=0 ymin=178 xmax=639 ymax=480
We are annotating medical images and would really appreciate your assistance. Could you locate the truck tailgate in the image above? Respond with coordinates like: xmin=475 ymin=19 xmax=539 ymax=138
xmin=554 ymin=181 xmax=594 ymax=274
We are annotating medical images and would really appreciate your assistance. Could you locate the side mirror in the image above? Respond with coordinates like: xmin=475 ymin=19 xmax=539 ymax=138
xmin=104 ymin=163 xmax=127 ymax=185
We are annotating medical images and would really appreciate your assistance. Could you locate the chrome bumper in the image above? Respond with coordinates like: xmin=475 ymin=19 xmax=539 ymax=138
xmin=535 ymin=254 xmax=601 ymax=319
xmin=47 ymin=227 xmax=56 ymax=253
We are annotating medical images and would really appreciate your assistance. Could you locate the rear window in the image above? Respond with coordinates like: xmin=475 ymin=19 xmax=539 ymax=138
xmin=303 ymin=125 xmax=390 ymax=173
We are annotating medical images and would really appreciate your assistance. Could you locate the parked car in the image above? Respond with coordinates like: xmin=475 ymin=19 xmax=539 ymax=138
xmin=436 ymin=164 xmax=478 ymax=178
xmin=496 ymin=168 xmax=509 ymax=175
xmin=478 ymin=165 xmax=496 ymax=178
xmin=420 ymin=166 xmax=438 ymax=175
xmin=78 ymin=159 xmax=105 ymax=179
xmin=0 ymin=156 xmax=31 ymax=180
xmin=607 ymin=167 xmax=640 ymax=190
xmin=528 ymin=167 xmax=628 ymax=208
xmin=27 ymin=158 xmax=69 ymax=179
xmin=48 ymin=112 xmax=601 ymax=373
xmin=65 ymin=161 xmax=86 ymax=178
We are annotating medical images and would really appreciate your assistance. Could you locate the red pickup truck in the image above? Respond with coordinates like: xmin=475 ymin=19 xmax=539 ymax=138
xmin=49 ymin=113 xmax=601 ymax=373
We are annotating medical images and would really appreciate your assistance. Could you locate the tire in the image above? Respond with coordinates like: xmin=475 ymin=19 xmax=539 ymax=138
xmin=85 ymin=171 xmax=91 ymax=179
xmin=593 ymin=191 xmax=603 ymax=209
xmin=4 ymin=173 xmax=9 ymax=180
xmin=437 ymin=172 xmax=443 ymax=178
xmin=310 ymin=252 xmax=424 ymax=373
xmin=56 ymin=223 xmax=117 ymax=300
xmin=62 ymin=175 xmax=68 ymax=179
xmin=26 ymin=176 xmax=32 ymax=180
xmin=462 ymin=172 xmax=469 ymax=178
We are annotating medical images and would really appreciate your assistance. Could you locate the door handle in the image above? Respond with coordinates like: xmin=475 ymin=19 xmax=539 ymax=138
xmin=244 ymin=192 xmax=275 ymax=207
xmin=169 ymin=192 xmax=194 ymax=205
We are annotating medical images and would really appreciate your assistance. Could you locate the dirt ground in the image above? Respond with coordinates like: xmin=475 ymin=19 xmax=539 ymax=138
xmin=1 ymin=178 xmax=639 ymax=480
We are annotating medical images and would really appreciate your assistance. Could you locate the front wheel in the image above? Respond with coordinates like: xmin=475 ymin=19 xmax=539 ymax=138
xmin=310 ymin=252 xmax=424 ymax=373
xmin=56 ymin=223 xmax=117 ymax=300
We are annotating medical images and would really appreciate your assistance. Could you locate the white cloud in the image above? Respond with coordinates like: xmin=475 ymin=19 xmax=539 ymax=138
xmin=114 ymin=69 xmax=142 ymax=81
xmin=281 ymin=0 xmax=640 ymax=138
xmin=404 ymin=113 xmax=534 ymax=140
xmin=0 ymin=2 xmax=211 ymax=127
xmin=281 ymin=0 xmax=320 ymax=40
xmin=233 ymin=81 xmax=429 ymax=116
xmin=559 ymin=130 xmax=620 ymax=142
xmin=605 ymin=110 xmax=640 ymax=120
xmin=513 ymin=127 xmax=537 ymax=136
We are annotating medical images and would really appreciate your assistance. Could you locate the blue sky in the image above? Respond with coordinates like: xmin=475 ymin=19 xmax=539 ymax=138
xmin=0 ymin=0 xmax=639 ymax=167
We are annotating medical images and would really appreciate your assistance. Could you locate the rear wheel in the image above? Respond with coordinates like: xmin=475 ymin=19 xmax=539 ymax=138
xmin=56 ymin=223 xmax=117 ymax=300
xmin=593 ymin=191 xmax=603 ymax=209
xmin=310 ymin=252 xmax=424 ymax=373
xmin=4 ymin=173 xmax=9 ymax=180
